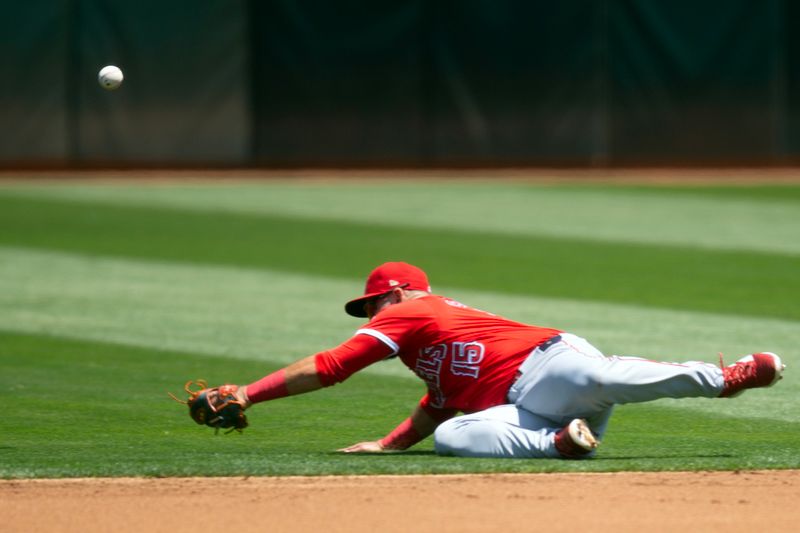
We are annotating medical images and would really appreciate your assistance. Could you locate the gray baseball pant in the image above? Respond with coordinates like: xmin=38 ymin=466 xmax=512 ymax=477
xmin=434 ymin=333 xmax=724 ymax=458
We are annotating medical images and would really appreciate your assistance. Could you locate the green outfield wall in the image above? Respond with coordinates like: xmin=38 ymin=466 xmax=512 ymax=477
xmin=2 ymin=0 xmax=799 ymax=167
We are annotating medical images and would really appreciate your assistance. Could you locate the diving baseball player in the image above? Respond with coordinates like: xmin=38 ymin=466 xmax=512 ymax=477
xmin=175 ymin=262 xmax=785 ymax=458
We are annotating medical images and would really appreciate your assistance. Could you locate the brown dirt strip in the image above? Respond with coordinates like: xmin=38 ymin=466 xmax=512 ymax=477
xmin=1 ymin=470 xmax=798 ymax=533
xmin=3 ymin=167 xmax=800 ymax=184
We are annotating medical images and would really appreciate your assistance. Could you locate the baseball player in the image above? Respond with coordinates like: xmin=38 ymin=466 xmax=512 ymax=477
xmin=184 ymin=262 xmax=785 ymax=458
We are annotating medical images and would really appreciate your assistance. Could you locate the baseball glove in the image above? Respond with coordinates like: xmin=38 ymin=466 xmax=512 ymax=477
xmin=169 ymin=380 xmax=248 ymax=433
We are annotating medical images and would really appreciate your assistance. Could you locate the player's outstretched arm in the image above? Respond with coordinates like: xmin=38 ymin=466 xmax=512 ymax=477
xmin=242 ymin=334 xmax=394 ymax=406
xmin=238 ymin=355 xmax=325 ymax=407
xmin=174 ymin=335 xmax=398 ymax=433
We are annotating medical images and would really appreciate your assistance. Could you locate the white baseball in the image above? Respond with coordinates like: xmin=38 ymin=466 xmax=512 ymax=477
xmin=98 ymin=65 xmax=124 ymax=90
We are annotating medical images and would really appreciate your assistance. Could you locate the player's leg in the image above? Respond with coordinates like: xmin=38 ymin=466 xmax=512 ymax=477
xmin=433 ymin=404 xmax=600 ymax=459
xmin=510 ymin=333 xmax=726 ymax=420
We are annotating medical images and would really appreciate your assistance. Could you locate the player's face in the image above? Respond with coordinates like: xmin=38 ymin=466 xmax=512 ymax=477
xmin=365 ymin=291 xmax=396 ymax=320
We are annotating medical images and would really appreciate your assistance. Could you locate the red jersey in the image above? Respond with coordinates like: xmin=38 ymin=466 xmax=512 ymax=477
xmin=340 ymin=295 xmax=560 ymax=414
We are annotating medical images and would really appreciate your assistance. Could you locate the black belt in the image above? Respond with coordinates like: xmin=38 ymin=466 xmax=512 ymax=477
xmin=535 ymin=334 xmax=562 ymax=353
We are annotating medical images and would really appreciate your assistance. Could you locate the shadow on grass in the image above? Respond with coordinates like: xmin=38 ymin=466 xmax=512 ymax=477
xmin=594 ymin=453 xmax=735 ymax=461
xmin=324 ymin=451 xmax=438 ymax=457
xmin=324 ymin=451 xmax=735 ymax=461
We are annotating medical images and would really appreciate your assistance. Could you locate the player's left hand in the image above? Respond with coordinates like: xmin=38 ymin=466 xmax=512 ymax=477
xmin=338 ymin=441 xmax=386 ymax=453
xmin=169 ymin=380 xmax=248 ymax=433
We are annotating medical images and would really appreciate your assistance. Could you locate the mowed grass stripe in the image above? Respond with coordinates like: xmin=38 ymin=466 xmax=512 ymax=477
xmin=0 ymin=194 xmax=798 ymax=320
xmin=0 ymin=246 xmax=366 ymax=369
xmin=2 ymin=330 xmax=798 ymax=478
xmin=599 ymin=183 xmax=800 ymax=202
xmin=4 ymin=181 xmax=800 ymax=255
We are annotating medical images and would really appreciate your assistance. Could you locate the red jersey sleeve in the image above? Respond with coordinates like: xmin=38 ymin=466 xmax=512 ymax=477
xmin=357 ymin=297 xmax=437 ymax=353
xmin=314 ymin=334 xmax=394 ymax=386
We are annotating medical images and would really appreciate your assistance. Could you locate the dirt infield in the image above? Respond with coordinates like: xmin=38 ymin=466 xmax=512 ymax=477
xmin=4 ymin=166 xmax=800 ymax=184
xmin=2 ymin=470 xmax=798 ymax=533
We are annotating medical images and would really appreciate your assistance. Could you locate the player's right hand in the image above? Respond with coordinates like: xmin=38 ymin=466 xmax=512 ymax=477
xmin=338 ymin=441 xmax=386 ymax=453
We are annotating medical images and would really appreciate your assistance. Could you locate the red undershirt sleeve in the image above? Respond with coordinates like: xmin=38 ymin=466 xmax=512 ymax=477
xmin=418 ymin=394 xmax=459 ymax=422
xmin=314 ymin=333 xmax=395 ymax=387
xmin=380 ymin=397 xmax=458 ymax=450
xmin=379 ymin=417 xmax=421 ymax=450
xmin=245 ymin=369 xmax=290 ymax=403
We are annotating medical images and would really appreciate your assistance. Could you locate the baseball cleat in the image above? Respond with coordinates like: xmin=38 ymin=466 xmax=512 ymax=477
xmin=719 ymin=352 xmax=785 ymax=398
xmin=554 ymin=418 xmax=599 ymax=459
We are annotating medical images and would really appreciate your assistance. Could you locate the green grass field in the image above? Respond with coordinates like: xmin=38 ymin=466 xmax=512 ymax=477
xmin=0 ymin=177 xmax=798 ymax=478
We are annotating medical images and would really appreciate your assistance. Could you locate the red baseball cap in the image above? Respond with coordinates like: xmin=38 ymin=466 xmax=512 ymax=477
xmin=345 ymin=262 xmax=432 ymax=317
